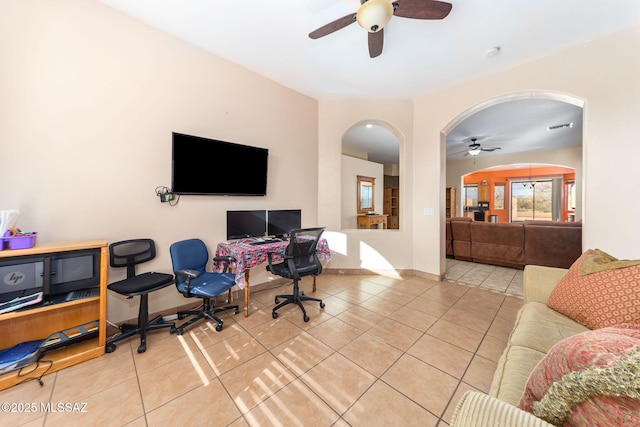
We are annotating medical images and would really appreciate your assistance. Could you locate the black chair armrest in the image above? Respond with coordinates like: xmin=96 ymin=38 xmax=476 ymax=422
xmin=266 ymin=251 xmax=277 ymax=272
xmin=174 ymin=269 xmax=201 ymax=296
xmin=266 ymin=251 xmax=292 ymax=272
xmin=175 ymin=269 xmax=201 ymax=279
xmin=213 ymin=256 xmax=236 ymax=273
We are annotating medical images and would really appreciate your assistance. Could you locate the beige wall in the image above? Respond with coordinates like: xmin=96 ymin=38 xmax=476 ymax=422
xmin=413 ymin=25 xmax=640 ymax=275
xmin=0 ymin=0 xmax=319 ymax=323
xmin=318 ymin=100 xmax=417 ymax=275
xmin=2 ymin=1 xmax=639 ymax=322
xmin=319 ymin=26 xmax=640 ymax=278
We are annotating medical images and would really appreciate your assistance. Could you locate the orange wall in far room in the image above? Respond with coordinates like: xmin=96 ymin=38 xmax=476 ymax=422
xmin=464 ymin=166 xmax=576 ymax=223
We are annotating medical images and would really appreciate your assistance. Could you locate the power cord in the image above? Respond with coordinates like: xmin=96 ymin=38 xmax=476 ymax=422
xmin=155 ymin=186 xmax=179 ymax=206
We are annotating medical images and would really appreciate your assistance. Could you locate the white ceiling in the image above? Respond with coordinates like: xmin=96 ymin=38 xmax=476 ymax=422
xmin=445 ymin=98 xmax=584 ymax=161
xmin=98 ymin=0 xmax=638 ymax=163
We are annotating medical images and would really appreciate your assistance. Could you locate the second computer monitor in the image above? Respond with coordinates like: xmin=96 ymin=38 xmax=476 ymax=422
xmin=267 ymin=209 xmax=301 ymax=238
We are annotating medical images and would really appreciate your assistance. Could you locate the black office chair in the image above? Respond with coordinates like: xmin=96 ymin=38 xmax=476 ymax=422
xmin=169 ymin=238 xmax=239 ymax=335
xmin=267 ymin=227 xmax=326 ymax=322
xmin=105 ymin=239 xmax=175 ymax=354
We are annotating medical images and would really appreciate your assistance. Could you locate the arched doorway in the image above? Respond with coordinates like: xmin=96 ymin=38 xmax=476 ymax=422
xmin=441 ymin=91 xmax=585 ymax=270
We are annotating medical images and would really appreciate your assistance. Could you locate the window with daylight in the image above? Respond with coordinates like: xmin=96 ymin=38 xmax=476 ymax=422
xmin=511 ymin=180 xmax=553 ymax=221
xmin=463 ymin=184 xmax=478 ymax=208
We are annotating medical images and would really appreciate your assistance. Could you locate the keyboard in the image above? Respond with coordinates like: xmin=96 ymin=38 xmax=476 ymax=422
xmin=65 ymin=288 xmax=97 ymax=302
xmin=0 ymin=292 xmax=43 ymax=314
xmin=250 ymin=239 xmax=281 ymax=246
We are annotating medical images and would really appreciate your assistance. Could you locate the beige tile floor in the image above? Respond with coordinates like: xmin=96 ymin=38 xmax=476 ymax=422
xmin=0 ymin=260 xmax=523 ymax=427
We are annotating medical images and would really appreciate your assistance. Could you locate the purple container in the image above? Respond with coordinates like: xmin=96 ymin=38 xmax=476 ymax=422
xmin=4 ymin=232 xmax=37 ymax=250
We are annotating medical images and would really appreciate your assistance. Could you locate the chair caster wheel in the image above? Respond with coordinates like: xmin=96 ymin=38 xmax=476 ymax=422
xmin=170 ymin=326 xmax=177 ymax=334
xmin=216 ymin=324 xmax=223 ymax=332
xmin=320 ymin=302 xmax=325 ymax=309
xmin=137 ymin=344 xmax=146 ymax=354
xmin=105 ymin=343 xmax=116 ymax=353
xmin=175 ymin=329 xmax=184 ymax=336
xmin=303 ymin=315 xmax=310 ymax=322
xmin=178 ymin=314 xmax=187 ymax=320
xmin=272 ymin=311 xmax=279 ymax=319
xmin=234 ymin=308 xmax=240 ymax=315
xmin=275 ymin=297 xmax=280 ymax=304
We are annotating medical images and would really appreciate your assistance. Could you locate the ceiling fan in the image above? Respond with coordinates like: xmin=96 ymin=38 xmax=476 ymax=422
xmin=308 ymin=0 xmax=453 ymax=58
xmin=465 ymin=138 xmax=502 ymax=156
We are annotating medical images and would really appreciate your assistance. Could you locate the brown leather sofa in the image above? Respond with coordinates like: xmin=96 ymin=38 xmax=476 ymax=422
xmin=523 ymin=220 xmax=583 ymax=269
xmin=450 ymin=217 xmax=472 ymax=261
xmin=446 ymin=218 xmax=582 ymax=269
xmin=470 ymin=221 xmax=525 ymax=269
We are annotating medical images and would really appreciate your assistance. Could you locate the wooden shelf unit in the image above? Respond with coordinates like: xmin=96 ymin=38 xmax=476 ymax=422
xmin=0 ymin=240 xmax=107 ymax=390
xmin=383 ymin=187 xmax=399 ymax=229
xmin=446 ymin=187 xmax=457 ymax=219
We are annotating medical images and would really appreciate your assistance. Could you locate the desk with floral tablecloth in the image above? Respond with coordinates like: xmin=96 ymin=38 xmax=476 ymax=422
xmin=215 ymin=238 xmax=331 ymax=317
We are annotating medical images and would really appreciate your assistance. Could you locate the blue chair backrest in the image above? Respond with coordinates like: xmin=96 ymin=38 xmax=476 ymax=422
xmin=169 ymin=239 xmax=209 ymax=284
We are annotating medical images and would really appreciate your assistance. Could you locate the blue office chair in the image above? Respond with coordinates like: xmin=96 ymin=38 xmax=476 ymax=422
xmin=106 ymin=239 xmax=175 ymax=354
xmin=267 ymin=227 xmax=326 ymax=322
xmin=169 ymin=239 xmax=239 ymax=334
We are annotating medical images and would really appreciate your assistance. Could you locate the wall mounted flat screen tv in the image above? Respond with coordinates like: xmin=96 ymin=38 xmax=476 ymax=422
xmin=172 ymin=132 xmax=268 ymax=196
xmin=267 ymin=209 xmax=302 ymax=238
xmin=226 ymin=210 xmax=267 ymax=240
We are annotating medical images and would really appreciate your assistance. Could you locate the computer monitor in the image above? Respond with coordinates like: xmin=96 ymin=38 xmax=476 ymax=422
xmin=226 ymin=210 xmax=267 ymax=240
xmin=0 ymin=257 xmax=44 ymax=303
xmin=267 ymin=209 xmax=302 ymax=238
xmin=49 ymin=250 xmax=101 ymax=296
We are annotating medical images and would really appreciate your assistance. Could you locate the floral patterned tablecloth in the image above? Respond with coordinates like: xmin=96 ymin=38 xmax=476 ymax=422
xmin=214 ymin=238 xmax=331 ymax=288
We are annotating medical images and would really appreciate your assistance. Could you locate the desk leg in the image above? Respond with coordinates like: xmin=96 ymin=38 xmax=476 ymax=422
xmin=313 ymin=276 xmax=316 ymax=293
xmin=244 ymin=269 xmax=250 ymax=317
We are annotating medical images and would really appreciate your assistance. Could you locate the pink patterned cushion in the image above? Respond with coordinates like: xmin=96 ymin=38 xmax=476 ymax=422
xmin=547 ymin=249 xmax=640 ymax=329
xmin=519 ymin=325 xmax=640 ymax=426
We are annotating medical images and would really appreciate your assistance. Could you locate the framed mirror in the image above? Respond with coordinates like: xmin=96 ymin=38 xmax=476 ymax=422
xmin=357 ymin=175 xmax=375 ymax=214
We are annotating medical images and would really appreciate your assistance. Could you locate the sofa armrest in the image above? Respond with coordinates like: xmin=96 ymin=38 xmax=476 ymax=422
xmin=450 ymin=391 xmax=554 ymax=427
xmin=523 ymin=265 xmax=568 ymax=304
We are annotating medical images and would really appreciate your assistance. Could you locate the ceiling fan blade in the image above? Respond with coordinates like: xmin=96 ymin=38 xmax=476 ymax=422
xmin=449 ymin=149 xmax=470 ymax=156
xmin=392 ymin=0 xmax=452 ymax=20
xmin=368 ymin=29 xmax=384 ymax=58
xmin=309 ymin=13 xmax=357 ymax=39
xmin=481 ymin=147 xmax=502 ymax=152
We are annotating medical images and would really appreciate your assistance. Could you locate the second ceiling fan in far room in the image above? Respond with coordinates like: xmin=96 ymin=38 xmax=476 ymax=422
xmin=308 ymin=0 xmax=453 ymax=58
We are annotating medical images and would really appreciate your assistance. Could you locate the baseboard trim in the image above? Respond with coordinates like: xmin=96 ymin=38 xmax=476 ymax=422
xmin=323 ymin=268 xmax=442 ymax=282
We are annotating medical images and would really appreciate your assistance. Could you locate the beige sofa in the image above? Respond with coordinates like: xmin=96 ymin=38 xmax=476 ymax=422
xmin=450 ymin=265 xmax=589 ymax=426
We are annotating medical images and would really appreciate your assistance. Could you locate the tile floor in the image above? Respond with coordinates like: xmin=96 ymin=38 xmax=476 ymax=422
xmin=0 ymin=260 xmax=523 ymax=427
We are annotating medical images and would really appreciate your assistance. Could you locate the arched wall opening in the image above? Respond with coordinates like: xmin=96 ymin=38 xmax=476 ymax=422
xmin=441 ymin=90 xmax=585 ymax=269
xmin=341 ymin=119 xmax=402 ymax=231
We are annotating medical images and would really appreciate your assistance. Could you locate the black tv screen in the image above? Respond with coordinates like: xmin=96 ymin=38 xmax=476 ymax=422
xmin=172 ymin=132 xmax=268 ymax=195
xmin=267 ymin=209 xmax=301 ymax=238
xmin=226 ymin=210 xmax=267 ymax=240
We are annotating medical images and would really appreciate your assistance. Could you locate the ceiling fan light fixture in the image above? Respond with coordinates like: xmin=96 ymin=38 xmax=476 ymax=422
xmin=356 ymin=0 xmax=394 ymax=33
xmin=468 ymin=148 xmax=481 ymax=156
xmin=485 ymin=46 xmax=501 ymax=58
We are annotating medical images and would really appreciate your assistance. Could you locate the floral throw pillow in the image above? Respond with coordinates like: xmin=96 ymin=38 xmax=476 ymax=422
xmin=519 ymin=324 xmax=640 ymax=426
